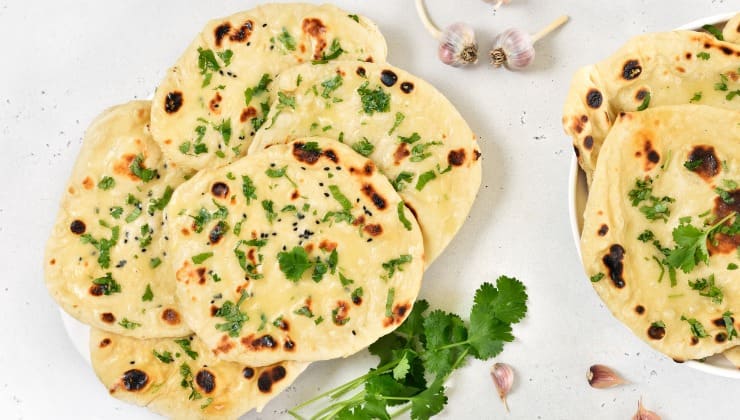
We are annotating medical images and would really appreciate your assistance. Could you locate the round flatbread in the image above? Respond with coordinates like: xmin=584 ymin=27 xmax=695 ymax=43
xmin=90 ymin=328 xmax=307 ymax=419
xmin=249 ymin=61 xmax=481 ymax=265
xmin=581 ymin=105 xmax=740 ymax=361
xmin=164 ymin=137 xmax=425 ymax=366
xmin=723 ymin=13 xmax=740 ymax=44
xmin=45 ymin=101 xmax=192 ymax=338
xmin=562 ymin=31 xmax=740 ymax=185
xmin=150 ymin=3 xmax=387 ymax=172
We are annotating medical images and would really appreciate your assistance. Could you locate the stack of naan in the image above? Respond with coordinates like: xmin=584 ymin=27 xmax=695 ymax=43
xmin=44 ymin=3 xmax=481 ymax=418
xmin=563 ymin=15 xmax=740 ymax=367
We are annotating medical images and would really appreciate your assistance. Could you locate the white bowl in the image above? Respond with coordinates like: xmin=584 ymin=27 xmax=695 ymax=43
xmin=568 ymin=12 xmax=740 ymax=379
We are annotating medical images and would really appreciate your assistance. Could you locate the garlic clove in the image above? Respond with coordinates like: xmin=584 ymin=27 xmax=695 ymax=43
xmin=438 ymin=22 xmax=479 ymax=67
xmin=587 ymin=364 xmax=626 ymax=389
xmin=489 ymin=28 xmax=534 ymax=70
xmin=490 ymin=363 xmax=514 ymax=412
xmin=632 ymin=398 xmax=661 ymax=420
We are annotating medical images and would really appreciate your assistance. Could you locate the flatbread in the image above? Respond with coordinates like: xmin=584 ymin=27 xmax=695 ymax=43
xmin=581 ymin=105 xmax=740 ymax=361
xmin=150 ymin=3 xmax=387 ymax=172
xmin=563 ymin=31 xmax=740 ymax=185
xmin=90 ymin=328 xmax=307 ymax=419
xmin=722 ymin=346 xmax=740 ymax=368
xmin=249 ymin=61 xmax=481 ymax=265
xmin=723 ymin=13 xmax=740 ymax=44
xmin=45 ymin=101 xmax=192 ymax=338
xmin=164 ymin=137 xmax=425 ymax=366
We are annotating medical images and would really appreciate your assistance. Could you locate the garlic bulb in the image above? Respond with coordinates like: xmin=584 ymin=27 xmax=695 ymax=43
xmin=587 ymin=364 xmax=626 ymax=389
xmin=438 ymin=22 xmax=479 ymax=67
xmin=490 ymin=28 xmax=534 ymax=70
xmin=632 ymin=398 xmax=661 ymax=420
xmin=490 ymin=363 xmax=514 ymax=412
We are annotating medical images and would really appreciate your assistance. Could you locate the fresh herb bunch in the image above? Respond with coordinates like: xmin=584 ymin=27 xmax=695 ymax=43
xmin=289 ymin=276 xmax=528 ymax=420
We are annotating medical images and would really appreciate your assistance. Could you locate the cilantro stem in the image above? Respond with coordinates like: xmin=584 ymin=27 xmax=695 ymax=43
xmin=313 ymin=392 xmax=365 ymax=420
xmin=389 ymin=404 xmax=412 ymax=418
xmin=290 ymin=362 xmax=396 ymax=411
xmin=433 ymin=340 xmax=470 ymax=351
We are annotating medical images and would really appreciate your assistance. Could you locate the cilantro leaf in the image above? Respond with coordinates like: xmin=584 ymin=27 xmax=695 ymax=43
xmin=278 ymin=246 xmax=312 ymax=282
xmin=351 ymin=138 xmax=375 ymax=157
xmin=174 ymin=338 xmax=199 ymax=360
xmin=409 ymin=379 xmax=447 ymax=420
xmin=129 ymin=154 xmax=157 ymax=183
xmin=214 ymin=291 xmax=249 ymax=337
xmin=422 ymin=310 xmax=468 ymax=377
xmin=357 ymin=81 xmax=390 ymax=115
xmin=141 ymin=284 xmax=153 ymax=302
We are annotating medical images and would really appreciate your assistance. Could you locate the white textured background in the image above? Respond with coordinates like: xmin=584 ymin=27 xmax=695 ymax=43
xmin=1 ymin=0 xmax=738 ymax=419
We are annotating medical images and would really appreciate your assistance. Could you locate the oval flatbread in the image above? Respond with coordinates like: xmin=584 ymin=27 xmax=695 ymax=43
xmin=581 ymin=105 xmax=740 ymax=361
xmin=563 ymin=31 xmax=740 ymax=184
xmin=45 ymin=101 xmax=192 ymax=338
xmin=164 ymin=137 xmax=425 ymax=366
xmin=249 ymin=61 xmax=482 ymax=265
xmin=90 ymin=328 xmax=307 ymax=419
xmin=150 ymin=3 xmax=387 ymax=172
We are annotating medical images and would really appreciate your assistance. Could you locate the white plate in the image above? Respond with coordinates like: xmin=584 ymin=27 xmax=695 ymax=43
xmin=568 ymin=12 xmax=740 ymax=379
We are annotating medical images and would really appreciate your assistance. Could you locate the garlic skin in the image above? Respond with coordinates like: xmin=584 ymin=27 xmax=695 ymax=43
xmin=482 ymin=0 xmax=512 ymax=8
xmin=489 ymin=28 xmax=535 ymax=70
xmin=438 ymin=22 xmax=479 ymax=67
xmin=490 ymin=363 xmax=514 ymax=412
xmin=632 ymin=398 xmax=661 ymax=420
xmin=587 ymin=364 xmax=626 ymax=389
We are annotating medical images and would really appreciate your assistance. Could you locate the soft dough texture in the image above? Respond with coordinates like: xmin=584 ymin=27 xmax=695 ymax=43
xmin=45 ymin=101 xmax=192 ymax=338
xmin=723 ymin=13 xmax=740 ymax=44
xmin=581 ymin=105 xmax=740 ymax=361
xmin=165 ymin=138 xmax=425 ymax=366
xmin=249 ymin=61 xmax=481 ymax=265
xmin=563 ymin=31 xmax=740 ymax=185
xmin=90 ymin=328 xmax=307 ymax=419
xmin=150 ymin=3 xmax=387 ymax=172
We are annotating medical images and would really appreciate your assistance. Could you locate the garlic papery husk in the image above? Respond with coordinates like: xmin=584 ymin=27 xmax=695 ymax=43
xmin=438 ymin=22 xmax=479 ymax=67
xmin=489 ymin=28 xmax=534 ymax=70
xmin=632 ymin=398 xmax=661 ymax=420
xmin=490 ymin=363 xmax=514 ymax=412
xmin=587 ymin=364 xmax=626 ymax=389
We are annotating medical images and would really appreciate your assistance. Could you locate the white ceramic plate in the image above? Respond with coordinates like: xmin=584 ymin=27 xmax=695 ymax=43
xmin=568 ymin=12 xmax=740 ymax=379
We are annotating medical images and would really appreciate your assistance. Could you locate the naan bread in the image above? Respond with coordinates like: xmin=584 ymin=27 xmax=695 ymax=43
xmin=150 ymin=3 xmax=387 ymax=172
xmin=164 ymin=138 xmax=425 ymax=366
xmin=249 ymin=61 xmax=481 ymax=265
xmin=723 ymin=13 xmax=740 ymax=44
xmin=90 ymin=328 xmax=306 ymax=419
xmin=722 ymin=346 xmax=740 ymax=368
xmin=45 ymin=101 xmax=192 ymax=338
xmin=563 ymin=31 xmax=740 ymax=184
xmin=581 ymin=105 xmax=740 ymax=361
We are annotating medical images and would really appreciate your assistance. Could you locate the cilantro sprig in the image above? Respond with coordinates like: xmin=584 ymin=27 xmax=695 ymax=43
xmin=666 ymin=212 xmax=736 ymax=273
xmin=289 ymin=276 xmax=528 ymax=420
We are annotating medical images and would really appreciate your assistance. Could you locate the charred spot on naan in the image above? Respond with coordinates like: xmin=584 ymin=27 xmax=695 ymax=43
xmin=393 ymin=143 xmax=410 ymax=164
xmin=400 ymin=81 xmax=414 ymax=94
xmin=586 ymin=89 xmax=603 ymax=108
xmin=641 ymin=139 xmax=660 ymax=171
xmin=70 ymin=219 xmax=86 ymax=235
xmin=101 ymin=313 xmax=116 ymax=323
xmin=709 ymin=190 xmax=740 ymax=255
xmin=380 ymin=69 xmax=398 ymax=87
xmin=113 ymin=153 xmax=141 ymax=181
xmin=363 ymin=223 xmax=383 ymax=236
xmin=292 ymin=141 xmax=322 ymax=164
xmin=240 ymin=106 xmax=257 ymax=122
xmin=686 ymin=145 xmax=720 ymax=181
xmin=209 ymin=92 xmax=223 ymax=114
xmin=647 ymin=323 xmax=666 ymax=340
xmin=241 ymin=334 xmax=278 ymax=351
xmin=361 ymin=183 xmax=387 ymax=210
xmin=196 ymin=369 xmax=216 ymax=394
xmin=602 ymin=244 xmax=626 ymax=289
xmin=161 ymin=308 xmax=181 ymax=325
xmin=584 ymin=136 xmax=594 ymax=150
xmin=284 ymin=338 xmax=296 ymax=351
xmin=242 ymin=366 xmax=255 ymax=379
xmin=121 ymin=369 xmax=149 ymax=392
xmin=164 ymin=91 xmax=183 ymax=114
xmin=214 ymin=334 xmax=235 ymax=355
xmin=214 ymin=20 xmax=254 ymax=46
xmin=302 ymin=18 xmax=328 ymax=59
xmin=257 ymin=365 xmax=287 ymax=393
xmin=622 ymin=59 xmax=642 ymax=80
xmin=597 ymin=224 xmax=609 ymax=236
xmin=176 ymin=261 xmax=207 ymax=285
xmin=634 ymin=305 xmax=645 ymax=315
xmin=211 ymin=182 xmax=230 ymax=198
xmin=99 ymin=337 xmax=112 ymax=348
xmin=383 ymin=302 xmax=410 ymax=327
xmin=448 ymin=149 xmax=466 ymax=166
xmin=209 ymin=222 xmax=227 ymax=245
